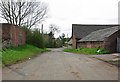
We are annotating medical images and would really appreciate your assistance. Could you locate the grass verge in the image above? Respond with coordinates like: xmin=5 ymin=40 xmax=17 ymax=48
xmin=2 ymin=44 xmax=48 ymax=66
xmin=64 ymin=48 xmax=110 ymax=55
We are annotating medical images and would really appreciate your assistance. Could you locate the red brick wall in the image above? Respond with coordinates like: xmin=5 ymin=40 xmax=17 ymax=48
xmin=103 ymin=30 xmax=120 ymax=52
xmin=78 ymin=41 xmax=103 ymax=48
xmin=0 ymin=24 xmax=2 ymax=49
xmin=72 ymin=34 xmax=77 ymax=48
xmin=2 ymin=24 xmax=11 ymax=40
xmin=0 ymin=24 xmax=2 ymax=38
xmin=2 ymin=23 xmax=26 ymax=48
xmin=77 ymin=30 xmax=120 ymax=53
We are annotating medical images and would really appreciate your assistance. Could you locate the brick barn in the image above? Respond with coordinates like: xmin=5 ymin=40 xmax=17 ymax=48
xmin=69 ymin=24 xmax=120 ymax=52
xmin=1 ymin=23 xmax=26 ymax=48
xmin=78 ymin=26 xmax=120 ymax=53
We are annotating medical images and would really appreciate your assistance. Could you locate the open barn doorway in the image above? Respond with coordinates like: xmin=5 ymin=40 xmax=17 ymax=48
xmin=117 ymin=37 xmax=120 ymax=53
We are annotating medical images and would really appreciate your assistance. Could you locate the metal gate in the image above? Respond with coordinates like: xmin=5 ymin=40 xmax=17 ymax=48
xmin=117 ymin=37 xmax=120 ymax=52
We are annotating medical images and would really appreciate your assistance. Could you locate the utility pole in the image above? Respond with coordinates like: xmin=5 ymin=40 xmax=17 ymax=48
xmin=41 ymin=24 xmax=43 ymax=36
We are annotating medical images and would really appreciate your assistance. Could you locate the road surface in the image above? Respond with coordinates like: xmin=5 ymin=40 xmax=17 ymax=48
xmin=2 ymin=48 xmax=118 ymax=80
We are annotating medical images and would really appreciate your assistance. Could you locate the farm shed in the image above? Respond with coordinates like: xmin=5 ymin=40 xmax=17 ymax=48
xmin=71 ymin=24 xmax=119 ymax=49
xmin=78 ymin=26 xmax=120 ymax=53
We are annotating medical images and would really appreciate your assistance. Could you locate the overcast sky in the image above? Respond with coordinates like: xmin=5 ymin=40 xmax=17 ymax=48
xmin=40 ymin=0 xmax=119 ymax=38
xmin=0 ymin=0 xmax=119 ymax=38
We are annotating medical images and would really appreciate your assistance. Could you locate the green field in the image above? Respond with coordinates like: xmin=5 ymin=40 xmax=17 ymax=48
xmin=2 ymin=44 xmax=48 ymax=66
xmin=64 ymin=48 xmax=110 ymax=55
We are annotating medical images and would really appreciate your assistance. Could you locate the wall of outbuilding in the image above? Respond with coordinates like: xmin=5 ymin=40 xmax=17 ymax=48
xmin=77 ymin=41 xmax=103 ymax=49
xmin=77 ymin=30 xmax=120 ymax=53
xmin=103 ymin=30 xmax=120 ymax=53
xmin=72 ymin=34 xmax=77 ymax=48
xmin=2 ymin=23 xmax=26 ymax=48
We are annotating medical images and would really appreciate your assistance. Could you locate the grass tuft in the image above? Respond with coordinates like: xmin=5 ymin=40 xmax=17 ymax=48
xmin=64 ymin=48 xmax=110 ymax=55
xmin=2 ymin=44 xmax=48 ymax=66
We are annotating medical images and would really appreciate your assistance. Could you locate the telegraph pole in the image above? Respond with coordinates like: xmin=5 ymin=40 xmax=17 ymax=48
xmin=41 ymin=24 xmax=43 ymax=36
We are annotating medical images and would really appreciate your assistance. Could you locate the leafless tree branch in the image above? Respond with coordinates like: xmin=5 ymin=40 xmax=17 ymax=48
xmin=0 ymin=0 xmax=48 ymax=28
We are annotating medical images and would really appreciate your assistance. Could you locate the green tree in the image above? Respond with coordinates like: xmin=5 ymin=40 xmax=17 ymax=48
xmin=55 ymin=38 xmax=62 ymax=48
xmin=60 ymin=33 xmax=66 ymax=46
xmin=32 ymin=28 xmax=45 ymax=48
xmin=22 ymin=26 xmax=45 ymax=48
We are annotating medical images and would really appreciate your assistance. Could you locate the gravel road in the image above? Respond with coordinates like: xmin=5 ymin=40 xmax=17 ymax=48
xmin=2 ymin=48 xmax=118 ymax=80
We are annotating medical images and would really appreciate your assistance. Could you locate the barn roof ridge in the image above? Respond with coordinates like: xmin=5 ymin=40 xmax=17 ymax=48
xmin=72 ymin=24 xmax=120 ymax=39
xmin=79 ymin=26 xmax=119 ymax=42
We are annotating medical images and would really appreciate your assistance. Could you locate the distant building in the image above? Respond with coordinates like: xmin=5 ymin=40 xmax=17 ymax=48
xmin=70 ymin=24 xmax=120 ymax=52
xmin=1 ymin=23 xmax=26 ymax=48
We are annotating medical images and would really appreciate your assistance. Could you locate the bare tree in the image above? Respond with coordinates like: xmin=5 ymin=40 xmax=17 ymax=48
xmin=0 ymin=0 xmax=48 ymax=29
xmin=48 ymin=24 xmax=60 ymax=47
xmin=49 ymin=24 xmax=60 ymax=34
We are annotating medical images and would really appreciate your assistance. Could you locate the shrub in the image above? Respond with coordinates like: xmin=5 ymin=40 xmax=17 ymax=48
xmin=22 ymin=26 xmax=45 ymax=48
xmin=64 ymin=48 xmax=110 ymax=55
xmin=32 ymin=29 xmax=45 ymax=48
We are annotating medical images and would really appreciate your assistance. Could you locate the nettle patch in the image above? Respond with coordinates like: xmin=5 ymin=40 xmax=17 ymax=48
xmin=64 ymin=48 xmax=110 ymax=55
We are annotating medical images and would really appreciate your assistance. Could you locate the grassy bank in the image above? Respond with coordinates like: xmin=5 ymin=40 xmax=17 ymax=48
xmin=2 ymin=44 xmax=48 ymax=66
xmin=64 ymin=48 xmax=110 ymax=55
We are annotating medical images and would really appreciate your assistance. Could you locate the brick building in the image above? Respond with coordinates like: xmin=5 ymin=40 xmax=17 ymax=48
xmin=70 ymin=24 xmax=120 ymax=53
xmin=78 ymin=26 xmax=120 ymax=52
xmin=1 ymin=23 xmax=26 ymax=48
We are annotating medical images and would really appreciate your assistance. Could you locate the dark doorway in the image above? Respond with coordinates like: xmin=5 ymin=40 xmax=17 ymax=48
xmin=117 ymin=37 xmax=120 ymax=52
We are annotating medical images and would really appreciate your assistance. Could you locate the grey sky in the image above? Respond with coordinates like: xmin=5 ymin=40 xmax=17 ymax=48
xmin=0 ymin=0 xmax=119 ymax=38
xmin=41 ymin=0 xmax=119 ymax=38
